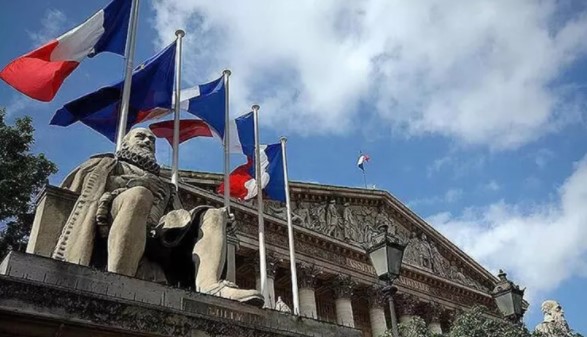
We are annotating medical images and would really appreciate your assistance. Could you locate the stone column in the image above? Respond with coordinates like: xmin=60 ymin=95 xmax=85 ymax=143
xmin=367 ymin=285 xmax=389 ymax=337
xmin=395 ymin=293 xmax=420 ymax=325
xmin=424 ymin=302 xmax=444 ymax=335
xmin=297 ymin=263 xmax=322 ymax=319
xmin=254 ymin=253 xmax=281 ymax=308
xmin=332 ymin=275 xmax=356 ymax=328
xmin=225 ymin=225 xmax=239 ymax=283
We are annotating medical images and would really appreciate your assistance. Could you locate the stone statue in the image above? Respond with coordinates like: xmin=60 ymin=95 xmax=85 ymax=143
xmin=325 ymin=200 xmax=342 ymax=239
xmin=403 ymin=232 xmax=420 ymax=265
xmin=535 ymin=300 xmax=572 ymax=336
xmin=51 ymin=128 xmax=263 ymax=306
xmin=274 ymin=296 xmax=292 ymax=313
xmin=292 ymin=200 xmax=311 ymax=228
xmin=342 ymin=202 xmax=360 ymax=242
xmin=418 ymin=233 xmax=433 ymax=269
xmin=430 ymin=241 xmax=448 ymax=277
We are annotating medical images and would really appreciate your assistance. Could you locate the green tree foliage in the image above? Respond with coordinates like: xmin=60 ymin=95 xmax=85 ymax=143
xmin=448 ymin=306 xmax=530 ymax=337
xmin=0 ymin=108 xmax=57 ymax=257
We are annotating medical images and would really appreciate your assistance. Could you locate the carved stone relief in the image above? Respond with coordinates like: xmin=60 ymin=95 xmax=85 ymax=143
xmin=260 ymin=198 xmax=488 ymax=290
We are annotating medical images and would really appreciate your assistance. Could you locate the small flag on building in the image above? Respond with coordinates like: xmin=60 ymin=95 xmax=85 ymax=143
xmin=0 ymin=0 xmax=132 ymax=101
xmin=357 ymin=153 xmax=370 ymax=171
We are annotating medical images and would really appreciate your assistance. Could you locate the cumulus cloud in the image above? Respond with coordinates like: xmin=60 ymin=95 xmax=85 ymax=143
xmin=428 ymin=154 xmax=587 ymax=299
xmin=27 ymin=9 xmax=67 ymax=46
xmin=153 ymin=0 xmax=587 ymax=149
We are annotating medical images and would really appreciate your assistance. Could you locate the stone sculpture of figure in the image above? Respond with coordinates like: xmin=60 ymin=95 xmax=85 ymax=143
xmin=342 ymin=202 xmax=360 ymax=242
xmin=51 ymin=128 xmax=263 ymax=306
xmin=430 ymin=241 xmax=448 ymax=277
xmin=325 ymin=199 xmax=341 ymax=239
xmin=403 ymin=232 xmax=420 ymax=265
xmin=535 ymin=300 xmax=572 ymax=336
xmin=418 ymin=233 xmax=433 ymax=269
xmin=312 ymin=203 xmax=327 ymax=232
xmin=292 ymin=200 xmax=312 ymax=228
xmin=275 ymin=296 xmax=292 ymax=313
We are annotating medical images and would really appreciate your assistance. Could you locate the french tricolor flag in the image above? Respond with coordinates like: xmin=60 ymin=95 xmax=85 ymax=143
xmin=217 ymin=143 xmax=286 ymax=202
xmin=357 ymin=154 xmax=370 ymax=171
xmin=0 ymin=0 xmax=131 ymax=102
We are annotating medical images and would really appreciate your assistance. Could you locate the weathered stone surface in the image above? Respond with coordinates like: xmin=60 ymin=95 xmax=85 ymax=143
xmin=0 ymin=252 xmax=361 ymax=337
xmin=534 ymin=300 xmax=573 ymax=336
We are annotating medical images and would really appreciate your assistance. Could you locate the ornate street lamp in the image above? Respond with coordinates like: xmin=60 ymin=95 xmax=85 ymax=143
xmin=491 ymin=269 xmax=525 ymax=321
xmin=365 ymin=225 xmax=407 ymax=337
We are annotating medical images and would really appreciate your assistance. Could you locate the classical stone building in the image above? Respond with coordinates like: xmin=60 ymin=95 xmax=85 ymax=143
xmin=0 ymin=167 xmax=519 ymax=337
xmin=170 ymin=169 xmax=511 ymax=336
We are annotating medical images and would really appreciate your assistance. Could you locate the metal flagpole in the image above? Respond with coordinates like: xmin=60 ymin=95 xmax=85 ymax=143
xmin=115 ymin=0 xmax=140 ymax=151
xmin=253 ymin=104 xmax=269 ymax=306
xmin=170 ymin=30 xmax=185 ymax=190
xmin=280 ymin=136 xmax=300 ymax=315
xmin=223 ymin=70 xmax=232 ymax=214
xmin=362 ymin=168 xmax=368 ymax=189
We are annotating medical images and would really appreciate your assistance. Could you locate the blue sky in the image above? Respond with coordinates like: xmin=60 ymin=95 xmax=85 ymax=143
xmin=1 ymin=0 xmax=587 ymax=332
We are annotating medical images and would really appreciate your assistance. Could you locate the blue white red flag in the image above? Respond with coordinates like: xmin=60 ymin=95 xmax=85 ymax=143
xmin=227 ymin=111 xmax=254 ymax=156
xmin=50 ymin=41 xmax=176 ymax=141
xmin=181 ymin=76 xmax=226 ymax=139
xmin=217 ymin=143 xmax=285 ymax=202
xmin=149 ymin=119 xmax=214 ymax=145
xmin=357 ymin=154 xmax=370 ymax=171
xmin=0 ymin=0 xmax=131 ymax=102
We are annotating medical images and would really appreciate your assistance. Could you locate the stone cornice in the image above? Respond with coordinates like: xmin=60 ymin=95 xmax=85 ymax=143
xmin=168 ymin=169 xmax=497 ymax=288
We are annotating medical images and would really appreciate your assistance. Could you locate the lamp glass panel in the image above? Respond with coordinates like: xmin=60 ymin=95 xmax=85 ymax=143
xmin=369 ymin=246 xmax=389 ymax=278
xmin=495 ymin=292 xmax=514 ymax=316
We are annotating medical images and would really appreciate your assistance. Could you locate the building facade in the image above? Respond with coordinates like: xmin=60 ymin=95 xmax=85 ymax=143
xmin=175 ymin=170 xmax=506 ymax=336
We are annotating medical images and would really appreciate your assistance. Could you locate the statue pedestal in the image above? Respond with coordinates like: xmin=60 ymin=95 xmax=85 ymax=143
xmin=0 ymin=252 xmax=361 ymax=337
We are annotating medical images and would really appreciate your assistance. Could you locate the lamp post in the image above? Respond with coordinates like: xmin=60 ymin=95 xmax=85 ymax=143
xmin=491 ymin=269 xmax=525 ymax=322
xmin=365 ymin=225 xmax=407 ymax=337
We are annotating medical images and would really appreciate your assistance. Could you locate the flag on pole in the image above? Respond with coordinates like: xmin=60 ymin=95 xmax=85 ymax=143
xmin=181 ymin=76 xmax=226 ymax=138
xmin=50 ymin=41 xmax=176 ymax=141
xmin=217 ymin=143 xmax=285 ymax=202
xmin=0 ymin=0 xmax=132 ymax=102
xmin=149 ymin=119 xmax=214 ymax=145
xmin=357 ymin=153 xmax=370 ymax=171
xmin=227 ymin=111 xmax=254 ymax=155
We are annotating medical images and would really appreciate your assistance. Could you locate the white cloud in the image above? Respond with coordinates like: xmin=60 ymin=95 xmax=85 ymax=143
xmin=428 ymin=154 xmax=587 ymax=300
xmin=27 ymin=9 xmax=67 ymax=46
xmin=153 ymin=0 xmax=587 ymax=150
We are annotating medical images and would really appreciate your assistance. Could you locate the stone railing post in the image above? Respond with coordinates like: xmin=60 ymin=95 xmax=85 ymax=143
xmin=332 ymin=275 xmax=356 ymax=327
xmin=297 ymin=262 xmax=322 ymax=319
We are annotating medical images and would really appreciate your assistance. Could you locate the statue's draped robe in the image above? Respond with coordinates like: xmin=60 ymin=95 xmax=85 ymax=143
xmin=52 ymin=154 xmax=204 ymax=276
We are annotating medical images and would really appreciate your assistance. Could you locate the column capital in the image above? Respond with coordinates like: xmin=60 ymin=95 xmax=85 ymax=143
xmin=366 ymin=284 xmax=389 ymax=309
xmin=251 ymin=253 xmax=282 ymax=279
xmin=331 ymin=275 xmax=357 ymax=299
xmin=395 ymin=293 xmax=421 ymax=316
xmin=297 ymin=262 xmax=323 ymax=289
xmin=423 ymin=301 xmax=444 ymax=323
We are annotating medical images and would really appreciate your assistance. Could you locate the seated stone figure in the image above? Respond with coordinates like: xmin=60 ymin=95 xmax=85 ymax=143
xmin=51 ymin=127 xmax=263 ymax=306
xmin=534 ymin=300 xmax=572 ymax=336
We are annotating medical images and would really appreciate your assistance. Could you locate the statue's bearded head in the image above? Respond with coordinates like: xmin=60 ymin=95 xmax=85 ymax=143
xmin=121 ymin=128 xmax=157 ymax=161
xmin=542 ymin=300 xmax=565 ymax=323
